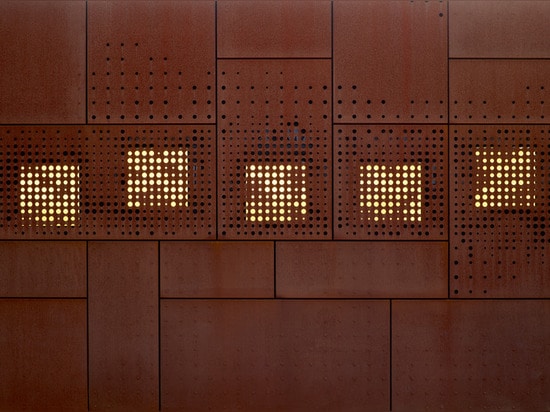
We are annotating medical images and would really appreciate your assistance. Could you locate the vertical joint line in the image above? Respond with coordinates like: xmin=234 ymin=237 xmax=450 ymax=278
xmin=273 ymin=241 xmax=277 ymax=298
xmin=330 ymin=0 xmax=335 ymax=241
xmin=446 ymin=0 xmax=451 ymax=299
xmin=157 ymin=240 xmax=162 ymax=410
xmin=214 ymin=1 xmax=219 ymax=240
xmin=85 ymin=1 xmax=89 ymax=124
xmin=389 ymin=299 xmax=393 ymax=411
xmin=86 ymin=240 xmax=90 ymax=410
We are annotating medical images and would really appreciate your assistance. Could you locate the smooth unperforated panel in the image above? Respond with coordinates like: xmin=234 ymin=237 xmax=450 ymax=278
xmin=88 ymin=1 xmax=215 ymax=123
xmin=162 ymin=300 xmax=389 ymax=411
xmin=334 ymin=1 xmax=447 ymax=123
xmin=277 ymin=242 xmax=447 ymax=298
xmin=161 ymin=241 xmax=274 ymax=298
xmin=218 ymin=60 xmax=331 ymax=239
xmin=393 ymin=300 xmax=550 ymax=412
xmin=450 ymin=60 xmax=549 ymax=124
xmin=0 ymin=299 xmax=87 ymax=411
xmin=450 ymin=1 xmax=550 ymax=58
xmin=217 ymin=1 xmax=331 ymax=58
xmin=335 ymin=126 xmax=447 ymax=240
xmin=0 ymin=241 xmax=86 ymax=297
xmin=451 ymin=126 xmax=549 ymax=298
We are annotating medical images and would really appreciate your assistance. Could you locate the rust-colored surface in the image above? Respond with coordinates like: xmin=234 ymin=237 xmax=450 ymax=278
xmin=0 ymin=299 xmax=87 ymax=411
xmin=217 ymin=1 xmax=331 ymax=58
xmin=450 ymin=60 xmax=549 ymax=123
xmin=451 ymin=125 xmax=550 ymax=298
xmin=0 ymin=1 xmax=85 ymax=124
xmin=161 ymin=241 xmax=274 ymax=298
xmin=334 ymin=125 xmax=448 ymax=240
xmin=88 ymin=241 xmax=158 ymax=411
xmin=88 ymin=1 xmax=215 ymax=124
xmin=450 ymin=1 xmax=550 ymax=58
xmin=393 ymin=300 xmax=550 ymax=412
xmin=0 ymin=241 xmax=86 ymax=297
xmin=161 ymin=300 xmax=390 ymax=411
xmin=334 ymin=0 xmax=447 ymax=123
xmin=276 ymin=241 xmax=447 ymax=298
xmin=218 ymin=59 xmax=331 ymax=239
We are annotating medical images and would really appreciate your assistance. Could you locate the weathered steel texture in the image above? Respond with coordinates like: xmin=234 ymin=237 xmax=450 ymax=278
xmin=334 ymin=125 xmax=448 ymax=240
xmin=88 ymin=241 xmax=158 ymax=411
xmin=450 ymin=60 xmax=549 ymax=124
xmin=88 ymin=1 xmax=215 ymax=124
xmin=0 ymin=1 xmax=85 ymax=124
xmin=217 ymin=0 xmax=331 ymax=58
xmin=450 ymin=125 xmax=550 ymax=298
xmin=161 ymin=241 xmax=274 ymax=298
xmin=0 ymin=241 xmax=86 ymax=297
xmin=334 ymin=0 xmax=447 ymax=123
xmin=393 ymin=300 xmax=550 ymax=412
xmin=0 ymin=299 xmax=87 ymax=411
xmin=450 ymin=1 xmax=550 ymax=58
xmin=218 ymin=60 xmax=332 ymax=239
xmin=161 ymin=300 xmax=390 ymax=411
xmin=276 ymin=241 xmax=447 ymax=298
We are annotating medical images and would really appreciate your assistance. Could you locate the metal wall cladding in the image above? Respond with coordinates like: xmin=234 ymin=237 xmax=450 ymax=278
xmin=334 ymin=0 xmax=447 ymax=123
xmin=161 ymin=300 xmax=390 ymax=412
xmin=218 ymin=60 xmax=332 ymax=239
xmin=0 ymin=1 xmax=85 ymax=124
xmin=451 ymin=125 xmax=550 ymax=298
xmin=88 ymin=1 xmax=215 ymax=124
xmin=393 ymin=300 xmax=550 ymax=412
xmin=450 ymin=60 xmax=550 ymax=124
xmin=335 ymin=126 xmax=448 ymax=240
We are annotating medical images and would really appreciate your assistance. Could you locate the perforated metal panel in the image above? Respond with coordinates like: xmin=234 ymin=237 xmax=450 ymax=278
xmin=218 ymin=60 xmax=331 ymax=239
xmin=451 ymin=126 xmax=549 ymax=298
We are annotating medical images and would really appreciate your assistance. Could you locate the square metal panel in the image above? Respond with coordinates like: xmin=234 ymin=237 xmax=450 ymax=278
xmin=450 ymin=60 xmax=549 ymax=124
xmin=88 ymin=1 xmax=215 ymax=123
xmin=451 ymin=125 xmax=550 ymax=298
xmin=218 ymin=60 xmax=332 ymax=239
xmin=335 ymin=126 xmax=448 ymax=240
xmin=334 ymin=0 xmax=447 ymax=123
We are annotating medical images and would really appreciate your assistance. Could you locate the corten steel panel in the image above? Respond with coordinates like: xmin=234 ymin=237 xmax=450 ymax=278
xmin=450 ymin=1 xmax=550 ymax=58
xmin=276 ymin=241 xmax=447 ymax=298
xmin=333 ymin=1 xmax=447 ymax=124
xmin=218 ymin=60 xmax=331 ymax=239
xmin=0 ymin=241 xmax=86 ymax=297
xmin=451 ymin=125 xmax=550 ymax=298
xmin=161 ymin=300 xmax=390 ymax=411
xmin=89 ymin=241 xmax=158 ymax=411
xmin=0 ymin=1 xmax=85 ymax=124
xmin=161 ymin=241 xmax=274 ymax=298
xmin=217 ymin=1 xmax=331 ymax=58
xmin=450 ymin=60 xmax=550 ymax=124
xmin=88 ymin=1 xmax=215 ymax=124
xmin=335 ymin=126 xmax=448 ymax=240
xmin=393 ymin=300 xmax=550 ymax=412
xmin=0 ymin=299 xmax=87 ymax=411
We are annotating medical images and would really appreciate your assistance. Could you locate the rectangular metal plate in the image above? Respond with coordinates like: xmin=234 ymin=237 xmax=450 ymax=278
xmin=451 ymin=125 xmax=549 ymax=298
xmin=218 ymin=60 xmax=332 ymax=239
xmin=161 ymin=300 xmax=390 ymax=411
xmin=334 ymin=0 xmax=447 ymax=123
xmin=450 ymin=60 xmax=549 ymax=123
xmin=393 ymin=300 xmax=550 ymax=412
xmin=160 ymin=241 xmax=274 ymax=298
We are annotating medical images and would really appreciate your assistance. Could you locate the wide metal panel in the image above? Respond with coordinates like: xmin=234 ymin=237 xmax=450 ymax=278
xmin=217 ymin=0 xmax=331 ymax=58
xmin=161 ymin=300 xmax=390 ymax=411
xmin=450 ymin=1 xmax=550 ymax=58
xmin=393 ymin=300 xmax=550 ymax=412
xmin=218 ymin=60 xmax=332 ymax=239
xmin=0 ymin=241 xmax=86 ymax=297
xmin=276 ymin=241 xmax=447 ymax=298
xmin=0 ymin=299 xmax=87 ymax=411
xmin=451 ymin=125 xmax=549 ymax=298
xmin=88 ymin=1 xmax=215 ymax=123
xmin=161 ymin=241 xmax=274 ymax=298
xmin=334 ymin=1 xmax=447 ymax=123
xmin=450 ymin=60 xmax=549 ymax=124
xmin=88 ymin=241 xmax=158 ymax=411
